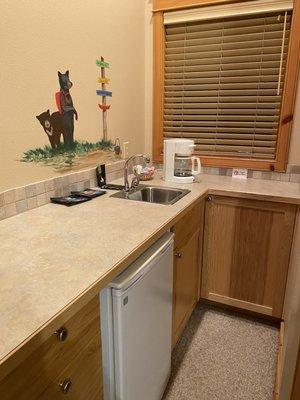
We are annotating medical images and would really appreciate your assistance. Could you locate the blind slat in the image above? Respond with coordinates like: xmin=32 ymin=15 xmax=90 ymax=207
xmin=166 ymin=27 xmax=288 ymax=42
xmin=165 ymin=39 xmax=289 ymax=54
xmin=164 ymin=126 xmax=278 ymax=133
xmin=165 ymin=74 xmax=284 ymax=83
xmin=165 ymin=96 xmax=281 ymax=103
xmin=165 ymin=102 xmax=281 ymax=108
xmin=164 ymin=131 xmax=277 ymax=139
xmin=165 ymin=82 xmax=283 ymax=90
xmin=165 ymin=48 xmax=288 ymax=61
xmin=165 ymin=55 xmax=286 ymax=67
xmin=165 ymin=113 xmax=279 ymax=120
xmin=164 ymin=120 xmax=278 ymax=127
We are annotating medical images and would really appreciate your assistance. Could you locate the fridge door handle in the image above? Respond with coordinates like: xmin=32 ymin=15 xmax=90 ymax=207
xmin=113 ymin=237 xmax=174 ymax=294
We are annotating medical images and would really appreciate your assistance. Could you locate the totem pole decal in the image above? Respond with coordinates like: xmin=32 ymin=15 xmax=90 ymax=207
xmin=96 ymin=57 xmax=112 ymax=141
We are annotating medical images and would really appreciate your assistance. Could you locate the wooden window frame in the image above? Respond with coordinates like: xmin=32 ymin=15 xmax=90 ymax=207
xmin=153 ymin=0 xmax=300 ymax=171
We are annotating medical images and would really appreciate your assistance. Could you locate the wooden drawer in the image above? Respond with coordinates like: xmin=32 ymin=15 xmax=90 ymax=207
xmin=172 ymin=200 xmax=203 ymax=250
xmin=38 ymin=334 xmax=103 ymax=400
xmin=0 ymin=296 xmax=100 ymax=400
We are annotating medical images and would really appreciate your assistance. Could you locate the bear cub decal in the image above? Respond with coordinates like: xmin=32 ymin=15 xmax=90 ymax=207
xmin=36 ymin=110 xmax=66 ymax=149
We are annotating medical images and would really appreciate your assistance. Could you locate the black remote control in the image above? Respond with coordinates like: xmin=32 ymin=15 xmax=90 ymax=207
xmin=96 ymin=164 xmax=106 ymax=187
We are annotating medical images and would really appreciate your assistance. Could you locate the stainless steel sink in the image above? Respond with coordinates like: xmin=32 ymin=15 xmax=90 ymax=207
xmin=110 ymin=186 xmax=190 ymax=205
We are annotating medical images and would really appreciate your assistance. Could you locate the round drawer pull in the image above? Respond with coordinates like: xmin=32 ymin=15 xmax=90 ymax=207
xmin=59 ymin=379 xmax=72 ymax=394
xmin=175 ymin=252 xmax=182 ymax=258
xmin=206 ymin=195 xmax=212 ymax=202
xmin=54 ymin=327 xmax=68 ymax=342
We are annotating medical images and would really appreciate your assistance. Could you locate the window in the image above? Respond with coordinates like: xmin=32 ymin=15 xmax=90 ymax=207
xmin=153 ymin=0 xmax=300 ymax=171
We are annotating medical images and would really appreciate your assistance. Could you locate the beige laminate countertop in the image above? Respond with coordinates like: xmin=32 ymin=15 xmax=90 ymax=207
xmin=0 ymin=173 xmax=299 ymax=377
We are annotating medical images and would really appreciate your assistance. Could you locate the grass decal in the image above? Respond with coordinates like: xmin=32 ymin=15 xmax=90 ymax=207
xmin=21 ymin=140 xmax=113 ymax=170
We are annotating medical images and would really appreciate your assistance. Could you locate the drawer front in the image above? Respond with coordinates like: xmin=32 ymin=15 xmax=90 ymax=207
xmin=38 ymin=334 xmax=103 ymax=400
xmin=173 ymin=200 xmax=204 ymax=250
xmin=0 ymin=296 xmax=100 ymax=400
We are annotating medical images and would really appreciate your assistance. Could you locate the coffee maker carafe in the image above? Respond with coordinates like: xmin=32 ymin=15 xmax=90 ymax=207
xmin=163 ymin=139 xmax=201 ymax=183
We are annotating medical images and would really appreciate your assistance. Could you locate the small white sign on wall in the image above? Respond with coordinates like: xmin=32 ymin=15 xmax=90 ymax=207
xmin=232 ymin=168 xmax=248 ymax=179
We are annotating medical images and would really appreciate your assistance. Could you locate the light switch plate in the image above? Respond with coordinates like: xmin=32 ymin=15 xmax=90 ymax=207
xmin=232 ymin=168 xmax=248 ymax=179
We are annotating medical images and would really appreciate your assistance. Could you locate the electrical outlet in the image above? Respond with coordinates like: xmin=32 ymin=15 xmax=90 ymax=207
xmin=232 ymin=168 xmax=248 ymax=179
xmin=123 ymin=141 xmax=130 ymax=159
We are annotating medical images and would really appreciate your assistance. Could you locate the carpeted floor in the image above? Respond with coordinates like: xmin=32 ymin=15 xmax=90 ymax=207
xmin=163 ymin=304 xmax=279 ymax=400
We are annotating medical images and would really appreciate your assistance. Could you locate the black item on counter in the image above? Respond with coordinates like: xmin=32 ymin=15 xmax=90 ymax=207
xmin=96 ymin=164 xmax=106 ymax=187
xmin=71 ymin=189 xmax=107 ymax=198
xmin=103 ymin=184 xmax=125 ymax=190
xmin=50 ymin=195 xmax=91 ymax=206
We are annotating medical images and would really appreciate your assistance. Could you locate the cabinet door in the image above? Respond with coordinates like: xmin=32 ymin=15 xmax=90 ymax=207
xmin=201 ymin=196 xmax=296 ymax=318
xmin=173 ymin=229 xmax=200 ymax=347
xmin=38 ymin=334 xmax=103 ymax=400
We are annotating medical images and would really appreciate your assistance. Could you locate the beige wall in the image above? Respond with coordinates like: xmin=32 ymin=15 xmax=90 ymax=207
xmin=0 ymin=0 xmax=145 ymax=191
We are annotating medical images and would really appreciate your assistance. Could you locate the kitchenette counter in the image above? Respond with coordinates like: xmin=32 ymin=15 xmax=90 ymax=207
xmin=0 ymin=172 xmax=299 ymax=378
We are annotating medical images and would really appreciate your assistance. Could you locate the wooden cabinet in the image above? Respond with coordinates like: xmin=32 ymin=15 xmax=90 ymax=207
xmin=38 ymin=334 xmax=102 ymax=400
xmin=0 ymin=296 xmax=103 ymax=400
xmin=172 ymin=201 xmax=204 ymax=347
xmin=201 ymin=196 xmax=296 ymax=318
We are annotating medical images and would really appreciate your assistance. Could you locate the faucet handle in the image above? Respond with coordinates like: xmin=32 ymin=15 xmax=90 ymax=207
xmin=131 ymin=176 xmax=139 ymax=189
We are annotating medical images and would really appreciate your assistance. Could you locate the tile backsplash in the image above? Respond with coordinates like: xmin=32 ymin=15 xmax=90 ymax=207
xmin=200 ymin=164 xmax=300 ymax=183
xmin=154 ymin=163 xmax=300 ymax=184
xmin=0 ymin=160 xmax=299 ymax=222
xmin=0 ymin=160 xmax=125 ymax=221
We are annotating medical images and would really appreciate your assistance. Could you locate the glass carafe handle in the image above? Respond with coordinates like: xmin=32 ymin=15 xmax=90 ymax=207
xmin=191 ymin=156 xmax=201 ymax=175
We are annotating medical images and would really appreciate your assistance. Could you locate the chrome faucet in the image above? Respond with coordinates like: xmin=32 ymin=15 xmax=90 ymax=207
xmin=124 ymin=154 xmax=150 ymax=193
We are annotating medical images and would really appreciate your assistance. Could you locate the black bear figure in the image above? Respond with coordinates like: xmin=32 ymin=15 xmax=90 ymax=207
xmin=57 ymin=70 xmax=78 ymax=147
xmin=36 ymin=110 xmax=65 ymax=149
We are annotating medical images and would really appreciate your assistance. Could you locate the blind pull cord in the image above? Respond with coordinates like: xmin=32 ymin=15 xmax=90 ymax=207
xmin=251 ymin=16 xmax=266 ymax=158
xmin=181 ymin=24 xmax=187 ymax=138
xmin=215 ymin=19 xmax=225 ymax=154
xmin=277 ymin=11 xmax=287 ymax=96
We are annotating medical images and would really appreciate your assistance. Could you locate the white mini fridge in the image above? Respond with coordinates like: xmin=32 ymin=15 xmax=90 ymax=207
xmin=100 ymin=232 xmax=174 ymax=400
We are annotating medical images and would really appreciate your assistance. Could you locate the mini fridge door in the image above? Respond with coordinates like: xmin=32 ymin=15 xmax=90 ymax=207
xmin=101 ymin=232 xmax=174 ymax=400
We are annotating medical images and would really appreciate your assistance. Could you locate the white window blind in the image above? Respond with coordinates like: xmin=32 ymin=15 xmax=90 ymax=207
xmin=164 ymin=9 xmax=292 ymax=159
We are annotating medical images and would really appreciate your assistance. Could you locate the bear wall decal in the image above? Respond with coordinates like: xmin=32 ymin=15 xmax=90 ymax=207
xmin=56 ymin=70 xmax=78 ymax=147
xmin=36 ymin=110 xmax=66 ymax=149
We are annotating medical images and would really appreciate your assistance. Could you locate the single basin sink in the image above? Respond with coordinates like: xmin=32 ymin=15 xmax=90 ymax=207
xmin=110 ymin=186 xmax=190 ymax=205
